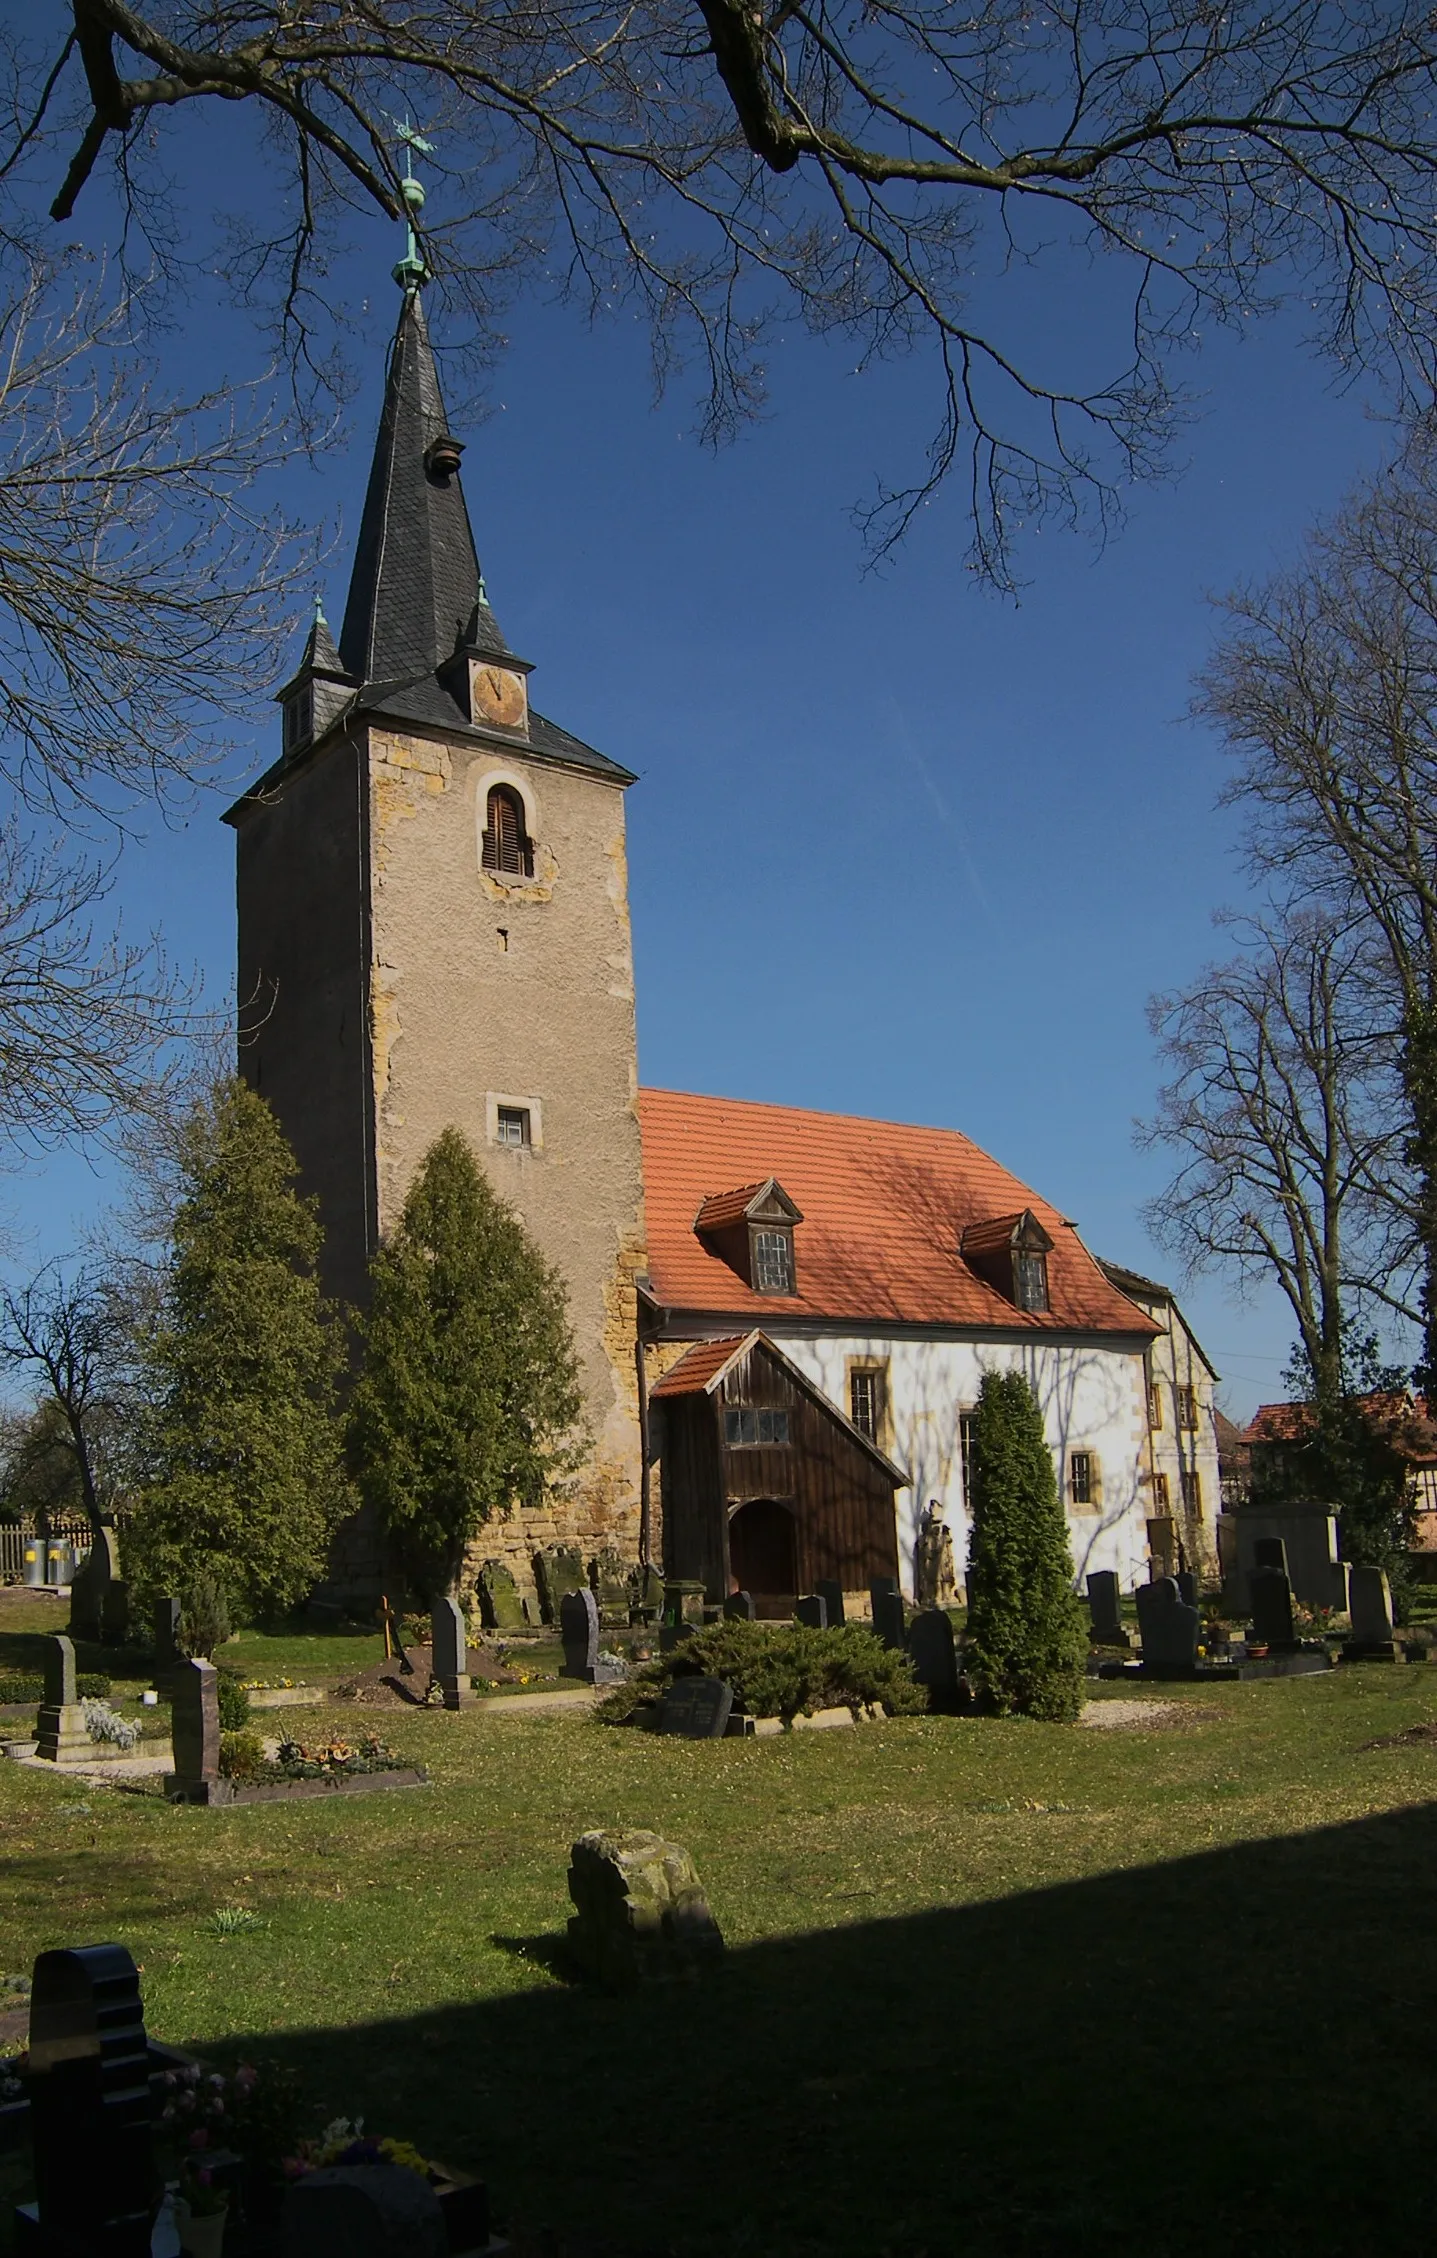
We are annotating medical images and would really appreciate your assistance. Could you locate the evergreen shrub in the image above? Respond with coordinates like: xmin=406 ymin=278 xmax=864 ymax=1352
xmin=215 ymin=1671 xmax=251 ymax=1730
xmin=964 ymin=1369 xmax=1088 ymax=1722
xmin=218 ymin=1729 xmax=267 ymax=1782
xmin=599 ymin=1619 xmax=924 ymax=1725
xmin=180 ymin=1573 xmax=232 ymax=1660
xmin=0 ymin=1671 xmax=111 ymax=1704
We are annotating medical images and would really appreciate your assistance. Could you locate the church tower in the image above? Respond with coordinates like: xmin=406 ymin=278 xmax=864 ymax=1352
xmin=225 ymin=239 xmax=648 ymax=1599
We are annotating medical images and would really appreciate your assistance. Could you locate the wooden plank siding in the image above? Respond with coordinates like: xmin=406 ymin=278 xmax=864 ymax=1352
xmin=656 ymin=1337 xmax=901 ymax=1604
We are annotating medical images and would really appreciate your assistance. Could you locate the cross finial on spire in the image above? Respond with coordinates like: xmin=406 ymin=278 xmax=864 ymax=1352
xmin=391 ymin=117 xmax=434 ymax=292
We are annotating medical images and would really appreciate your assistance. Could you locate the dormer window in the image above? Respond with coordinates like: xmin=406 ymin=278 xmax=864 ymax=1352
xmin=694 ymin=1177 xmax=803 ymax=1296
xmin=961 ymin=1209 xmax=1054 ymax=1315
xmin=283 ymin=688 xmax=312 ymax=756
xmin=482 ymin=784 xmax=533 ymax=877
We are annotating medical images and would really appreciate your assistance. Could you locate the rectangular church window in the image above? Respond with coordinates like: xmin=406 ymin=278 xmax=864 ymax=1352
xmin=1069 ymin=1450 xmax=1094 ymax=1506
xmin=849 ymin=1368 xmax=886 ymax=1442
xmin=496 ymin=1105 xmax=530 ymax=1147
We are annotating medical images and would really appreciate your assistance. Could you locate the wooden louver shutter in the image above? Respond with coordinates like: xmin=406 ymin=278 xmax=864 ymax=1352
xmin=483 ymin=786 xmax=528 ymax=874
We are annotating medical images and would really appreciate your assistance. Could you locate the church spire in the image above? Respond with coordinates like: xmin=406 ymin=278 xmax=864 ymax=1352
xmin=338 ymin=132 xmax=512 ymax=691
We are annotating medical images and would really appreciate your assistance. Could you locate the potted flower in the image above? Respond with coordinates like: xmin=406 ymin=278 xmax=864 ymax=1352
xmin=175 ymin=2155 xmax=229 ymax=2258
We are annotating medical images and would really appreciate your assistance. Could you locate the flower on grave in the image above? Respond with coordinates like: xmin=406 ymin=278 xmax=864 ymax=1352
xmin=188 ymin=2129 xmax=209 ymax=2151
xmin=234 ymin=2064 xmax=258 ymax=2095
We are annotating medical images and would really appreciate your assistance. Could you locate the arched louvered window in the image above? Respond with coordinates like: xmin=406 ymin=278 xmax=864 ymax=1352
xmin=482 ymin=784 xmax=532 ymax=877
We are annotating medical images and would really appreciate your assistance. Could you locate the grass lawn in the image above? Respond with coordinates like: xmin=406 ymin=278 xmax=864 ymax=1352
xmin=5 ymin=1656 xmax=1437 ymax=2255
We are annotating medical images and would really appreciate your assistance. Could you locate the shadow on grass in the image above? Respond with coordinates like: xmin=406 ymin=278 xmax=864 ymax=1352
xmin=205 ymin=1800 xmax=1437 ymax=2258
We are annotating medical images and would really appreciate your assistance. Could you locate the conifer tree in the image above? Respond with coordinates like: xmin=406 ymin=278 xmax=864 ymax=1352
xmin=130 ymin=1077 xmax=349 ymax=1618
xmin=964 ymin=1368 xmax=1088 ymax=1722
xmin=349 ymin=1127 xmax=585 ymax=1600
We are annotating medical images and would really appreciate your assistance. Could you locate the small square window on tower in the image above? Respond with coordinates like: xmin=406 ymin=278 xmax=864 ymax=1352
xmin=486 ymin=1092 xmax=544 ymax=1151
xmin=496 ymin=1105 xmax=530 ymax=1147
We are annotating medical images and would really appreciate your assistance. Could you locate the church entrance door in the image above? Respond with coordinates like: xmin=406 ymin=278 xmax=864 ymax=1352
xmin=727 ymin=1499 xmax=797 ymax=1618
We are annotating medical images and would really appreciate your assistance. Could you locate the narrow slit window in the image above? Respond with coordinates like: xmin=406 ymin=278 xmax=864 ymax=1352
xmin=482 ymin=784 xmax=533 ymax=877
xmin=1176 ymin=1384 xmax=1199 ymax=1431
xmin=1069 ymin=1450 xmax=1094 ymax=1507
xmin=849 ymin=1368 xmax=886 ymax=1442
xmin=1147 ymin=1379 xmax=1163 ymax=1429
xmin=1150 ymin=1471 xmax=1170 ymax=1510
xmin=958 ymin=1411 xmax=977 ymax=1510
xmin=496 ymin=1105 xmax=530 ymax=1148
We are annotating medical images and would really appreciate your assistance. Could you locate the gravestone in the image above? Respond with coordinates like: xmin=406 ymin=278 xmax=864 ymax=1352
xmin=282 ymin=2166 xmax=446 ymax=2258
xmin=16 ymin=1943 xmax=156 ymax=2258
xmin=1247 ymin=1565 xmax=1296 ymax=1649
xmin=795 ymin=1594 xmax=828 ymax=1630
xmin=591 ymin=1549 xmax=632 ymax=1625
xmin=477 ymin=1558 xmax=527 ymax=1632
xmin=100 ymin=1575 xmax=130 ymax=1647
xmin=535 ymin=1545 xmax=586 ymax=1623
xmin=1253 ymin=1536 xmax=1289 ymax=1574
xmin=1347 ymin=1565 xmax=1396 ymax=1659
xmin=153 ymin=1594 xmax=183 ymax=1682
xmin=871 ymin=1581 xmax=907 ymax=1650
xmin=164 ymin=1656 xmax=231 ymax=1804
xmin=34 ymin=1635 xmax=92 ymax=1764
xmin=560 ymin=1589 xmax=624 ymax=1685
xmin=567 ymin=1828 xmax=724 ymax=1989
xmin=1086 ymin=1570 xmax=1130 ymax=1649
xmin=1176 ymin=1569 xmax=1199 ymax=1611
xmin=657 ymin=1675 xmax=734 ymax=1739
xmin=907 ymin=1608 xmax=959 ymax=1709
xmin=815 ymin=1579 xmax=845 ymax=1625
xmin=68 ymin=1525 xmax=120 ymax=1644
xmin=723 ymin=1589 xmax=755 ymax=1621
xmin=664 ymin=1578 xmax=707 ymax=1627
xmin=430 ymin=1598 xmax=470 ymax=1709
xmin=1135 ymin=1577 xmax=1200 ymax=1675
xmin=629 ymin=1563 xmax=665 ymax=1622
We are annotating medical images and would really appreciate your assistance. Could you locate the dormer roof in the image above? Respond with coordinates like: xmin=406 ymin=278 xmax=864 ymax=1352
xmin=960 ymin=1210 xmax=1053 ymax=1261
xmin=693 ymin=1179 xmax=803 ymax=1234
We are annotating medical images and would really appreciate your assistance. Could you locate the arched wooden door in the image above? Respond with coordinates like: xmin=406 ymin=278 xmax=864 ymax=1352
xmin=728 ymin=1498 xmax=797 ymax=1611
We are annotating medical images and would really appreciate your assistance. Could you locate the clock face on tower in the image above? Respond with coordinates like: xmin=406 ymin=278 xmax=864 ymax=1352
xmin=471 ymin=661 xmax=527 ymax=731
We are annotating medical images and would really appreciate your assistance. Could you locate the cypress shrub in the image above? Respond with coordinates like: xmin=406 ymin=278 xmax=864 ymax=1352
xmin=965 ymin=1368 xmax=1088 ymax=1721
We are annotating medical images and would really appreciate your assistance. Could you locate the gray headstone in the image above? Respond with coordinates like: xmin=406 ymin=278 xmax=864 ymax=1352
xmin=1086 ymin=1570 xmax=1128 ymax=1646
xmin=282 ymin=2165 xmax=446 ymax=2258
xmin=1136 ymin=1577 xmax=1200 ymax=1672
xmin=871 ymin=1584 xmax=907 ymax=1649
xmin=536 ymin=1545 xmax=586 ymax=1622
xmin=68 ymin=1527 xmax=120 ymax=1645
xmin=567 ymin=1828 xmax=724 ymax=1989
xmin=477 ymin=1558 xmax=526 ymax=1631
xmin=794 ymin=1594 xmax=828 ymax=1630
xmin=560 ymin=1587 xmax=601 ymax=1681
xmin=1348 ymin=1565 xmax=1395 ymax=1648
xmin=1248 ymin=1564 xmax=1295 ymax=1648
xmin=907 ymin=1608 xmax=958 ymax=1704
xmin=165 ymin=1656 xmax=226 ymax=1802
xmin=657 ymin=1675 xmax=734 ymax=1739
xmin=815 ymin=1579 xmax=845 ymax=1625
xmin=723 ymin=1590 xmax=755 ymax=1621
xmin=25 ymin=1943 xmax=154 ymax=2253
xmin=42 ymin=1635 xmax=76 ymax=1710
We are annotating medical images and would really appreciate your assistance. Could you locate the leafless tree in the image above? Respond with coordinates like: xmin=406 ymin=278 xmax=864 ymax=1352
xmin=1141 ymin=909 xmax=1416 ymax=1405
xmin=5 ymin=5 xmax=1437 ymax=583
xmin=1201 ymin=453 xmax=1437 ymax=1388
xmin=0 ymin=1263 xmax=138 ymax=1532
xmin=0 ymin=256 xmax=309 ymax=1156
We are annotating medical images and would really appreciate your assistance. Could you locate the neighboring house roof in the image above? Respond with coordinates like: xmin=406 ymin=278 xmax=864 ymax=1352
xmin=1213 ymin=1408 xmax=1249 ymax=1458
xmin=1098 ymin=1257 xmax=1220 ymax=1380
xmin=639 ymin=1088 xmax=1159 ymax=1337
xmin=649 ymin=1329 xmax=911 ymax=1485
xmin=1244 ymin=1392 xmax=1437 ymax=1465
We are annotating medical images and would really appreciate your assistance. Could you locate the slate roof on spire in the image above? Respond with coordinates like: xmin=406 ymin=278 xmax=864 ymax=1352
xmin=339 ymin=289 xmax=510 ymax=687
xmin=304 ymin=606 xmax=346 ymax=678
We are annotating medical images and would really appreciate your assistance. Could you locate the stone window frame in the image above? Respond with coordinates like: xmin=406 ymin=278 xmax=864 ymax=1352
xmin=845 ymin=1357 xmax=892 ymax=1452
xmin=1067 ymin=1448 xmax=1103 ymax=1512
xmin=485 ymin=1090 xmax=544 ymax=1152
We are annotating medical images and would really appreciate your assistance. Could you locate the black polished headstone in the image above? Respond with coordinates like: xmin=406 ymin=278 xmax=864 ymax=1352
xmin=907 ymin=1609 xmax=958 ymax=1708
xmin=815 ymin=1579 xmax=845 ymax=1625
xmin=429 ymin=1597 xmax=469 ymax=1708
xmin=560 ymin=1587 xmax=601 ymax=1681
xmin=1175 ymin=1569 xmax=1199 ymax=1610
xmin=723 ymin=1590 xmax=756 ymax=1620
xmin=795 ymin=1595 xmax=828 ymax=1630
xmin=871 ymin=1583 xmax=907 ymax=1649
xmin=20 ymin=1943 xmax=155 ymax=2256
xmin=657 ymin=1676 xmax=735 ymax=1739
xmin=1253 ymin=1536 xmax=1289 ymax=1574
xmin=1248 ymin=1564 xmax=1296 ymax=1648
xmin=1086 ymin=1570 xmax=1129 ymax=1647
xmin=165 ymin=1657 xmax=229 ymax=1804
xmin=1135 ymin=1576 xmax=1200 ymax=1673
xmin=153 ymin=1596 xmax=182 ymax=1677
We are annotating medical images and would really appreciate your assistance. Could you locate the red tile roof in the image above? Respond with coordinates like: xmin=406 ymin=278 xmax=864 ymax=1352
xmin=650 ymin=1336 xmax=754 ymax=1398
xmin=638 ymin=1088 xmax=1159 ymax=1337
xmin=692 ymin=1185 xmax=769 ymax=1232
xmin=1245 ymin=1392 xmax=1437 ymax=1460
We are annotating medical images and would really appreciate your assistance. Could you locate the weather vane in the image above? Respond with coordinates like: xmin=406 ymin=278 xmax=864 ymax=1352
xmin=391 ymin=117 xmax=433 ymax=291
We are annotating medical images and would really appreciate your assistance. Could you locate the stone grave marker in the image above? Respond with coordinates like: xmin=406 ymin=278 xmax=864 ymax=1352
xmin=723 ymin=1589 xmax=755 ymax=1620
xmin=665 ymin=1578 xmax=707 ymax=1626
xmin=1086 ymin=1570 xmax=1129 ymax=1648
xmin=567 ymin=1827 xmax=724 ymax=1989
xmin=1253 ymin=1536 xmax=1289 ymax=1574
xmin=871 ymin=1582 xmax=907 ymax=1650
xmin=477 ymin=1558 xmax=526 ymax=1631
xmin=282 ymin=2166 xmax=446 ymax=2258
xmin=795 ymin=1594 xmax=828 ymax=1630
xmin=815 ymin=1578 xmax=845 ymax=1625
xmin=1247 ymin=1564 xmax=1296 ymax=1649
xmin=560 ymin=1589 xmax=624 ymax=1685
xmin=1135 ymin=1577 xmax=1200 ymax=1675
xmin=1347 ymin=1565 xmax=1396 ymax=1658
xmin=1176 ymin=1569 xmax=1199 ymax=1610
xmin=164 ymin=1656 xmax=231 ymax=1804
xmin=907 ymin=1608 xmax=959 ymax=1708
xmin=35 ymin=1635 xmax=92 ymax=1764
xmin=657 ymin=1675 xmax=734 ymax=1739
xmin=591 ymin=1549 xmax=632 ymax=1625
xmin=17 ymin=1943 xmax=156 ymax=2257
xmin=535 ymin=1545 xmax=587 ymax=1622
xmin=430 ymin=1598 xmax=470 ymax=1710
xmin=68 ymin=1526 xmax=120 ymax=1645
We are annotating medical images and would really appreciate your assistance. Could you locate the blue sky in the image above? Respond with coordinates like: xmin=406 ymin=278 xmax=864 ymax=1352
xmin=7 ymin=184 xmax=1399 ymax=1419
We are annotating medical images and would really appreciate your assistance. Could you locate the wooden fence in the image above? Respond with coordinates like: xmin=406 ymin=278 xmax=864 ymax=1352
xmin=0 ymin=1520 xmax=94 ymax=1585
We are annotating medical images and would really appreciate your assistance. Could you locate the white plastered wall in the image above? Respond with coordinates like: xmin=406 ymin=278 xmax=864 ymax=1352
xmin=762 ymin=1330 xmax=1151 ymax=1599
